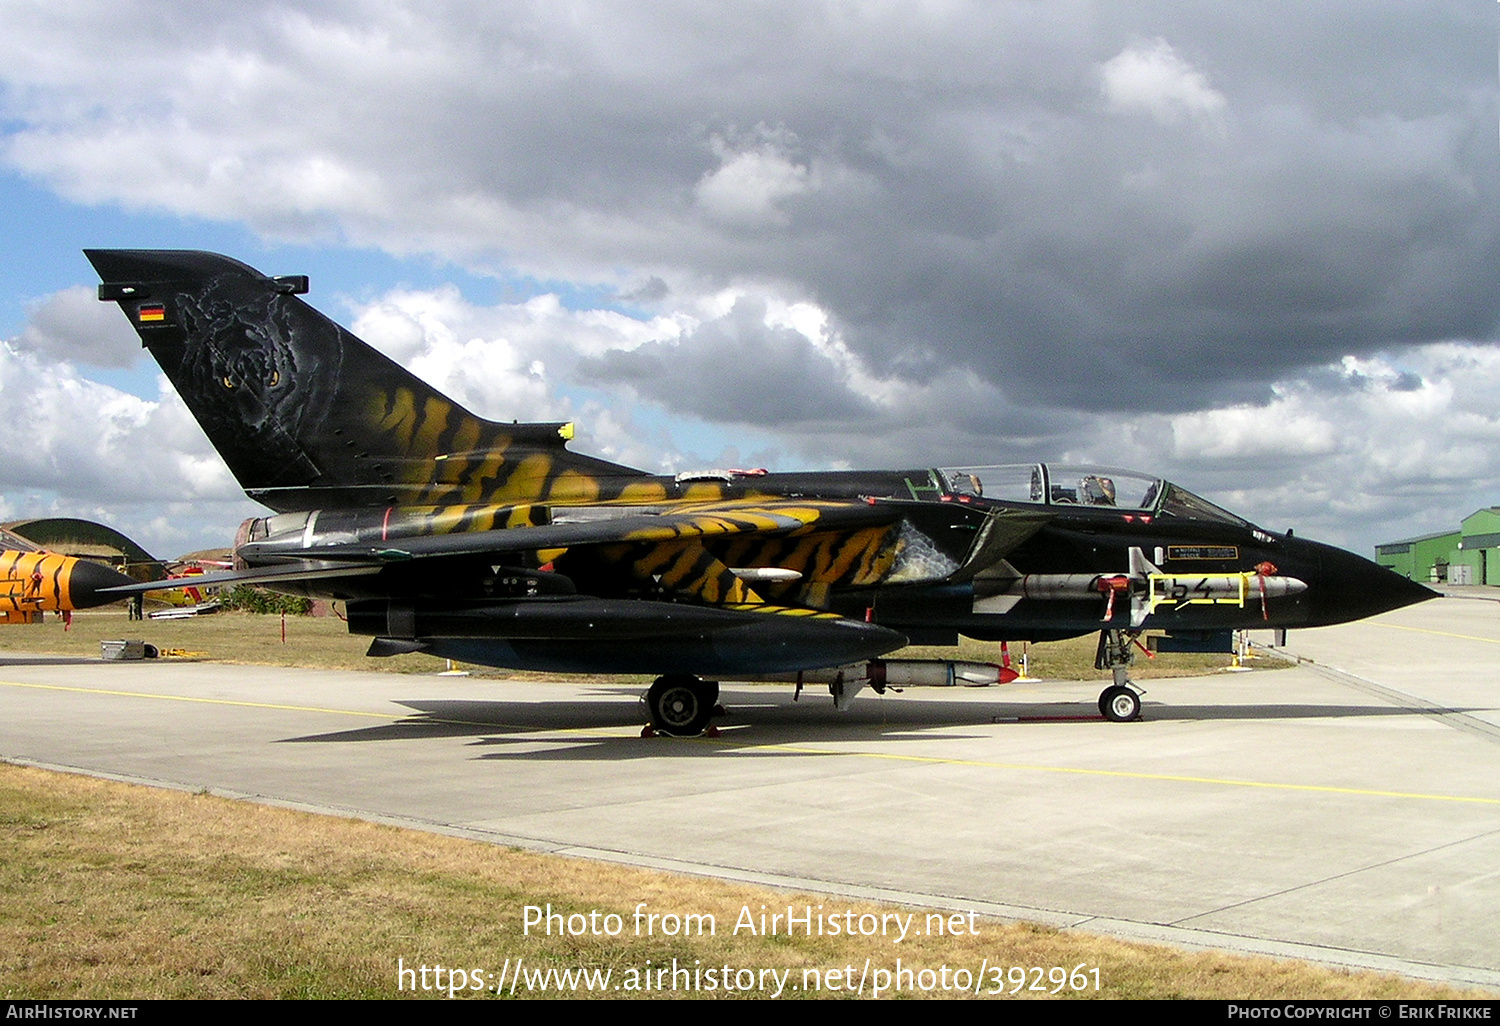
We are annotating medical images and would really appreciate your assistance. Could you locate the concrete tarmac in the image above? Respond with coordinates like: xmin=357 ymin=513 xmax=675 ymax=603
xmin=1 ymin=595 xmax=1498 ymax=989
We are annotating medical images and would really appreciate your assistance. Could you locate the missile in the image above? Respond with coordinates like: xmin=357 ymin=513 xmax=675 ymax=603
xmin=972 ymin=549 xmax=1308 ymax=626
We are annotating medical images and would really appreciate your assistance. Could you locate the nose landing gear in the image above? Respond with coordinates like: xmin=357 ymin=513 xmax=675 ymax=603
xmin=1095 ymin=630 xmax=1144 ymax=722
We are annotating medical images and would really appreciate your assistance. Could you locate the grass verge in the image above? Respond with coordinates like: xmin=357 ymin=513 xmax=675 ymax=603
xmin=0 ymin=762 xmax=1482 ymax=1001
xmin=1 ymin=609 xmax=1285 ymax=684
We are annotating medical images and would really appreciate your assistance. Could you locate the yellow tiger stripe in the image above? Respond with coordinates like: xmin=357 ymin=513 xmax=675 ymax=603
xmin=658 ymin=544 xmax=705 ymax=587
xmin=375 ymin=387 xmax=418 ymax=450
xmin=467 ymin=443 xmax=512 ymax=498
xmin=491 ymin=453 xmax=553 ymax=502
xmin=616 ymin=481 xmax=669 ymax=503
xmin=632 ymin=539 xmax=688 ymax=577
xmin=724 ymin=603 xmax=842 ymax=619
xmin=787 ymin=536 xmax=825 ymax=572
xmin=824 ymin=527 xmax=883 ymax=581
xmin=412 ymin=397 xmax=451 ymax=458
xmin=800 ymin=582 xmax=832 ymax=608
xmin=505 ymin=504 xmax=545 ymax=529
xmin=548 ymin=469 xmax=601 ymax=503
xmin=446 ymin=419 xmax=481 ymax=474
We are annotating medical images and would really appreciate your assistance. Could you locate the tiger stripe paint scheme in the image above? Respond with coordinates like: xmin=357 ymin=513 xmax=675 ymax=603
xmin=90 ymin=250 xmax=1436 ymax=729
xmin=0 ymin=549 xmax=136 ymax=618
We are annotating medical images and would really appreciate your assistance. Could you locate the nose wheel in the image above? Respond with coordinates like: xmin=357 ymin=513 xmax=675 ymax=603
xmin=1095 ymin=629 xmax=1144 ymax=722
xmin=645 ymin=675 xmax=719 ymax=736
xmin=1098 ymin=684 xmax=1141 ymax=722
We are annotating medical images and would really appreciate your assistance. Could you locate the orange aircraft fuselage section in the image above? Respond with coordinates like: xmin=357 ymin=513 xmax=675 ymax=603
xmin=0 ymin=550 xmax=135 ymax=613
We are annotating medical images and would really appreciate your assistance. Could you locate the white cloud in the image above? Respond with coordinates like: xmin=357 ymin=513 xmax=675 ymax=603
xmin=350 ymin=284 xmax=694 ymax=425
xmin=0 ymin=334 xmax=259 ymax=555
xmin=1168 ymin=398 xmax=1339 ymax=460
xmin=0 ymin=346 xmax=239 ymax=503
xmin=1100 ymin=38 xmax=1227 ymax=126
xmin=696 ymin=128 xmax=819 ymax=226
xmin=1117 ymin=344 xmax=1500 ymax=550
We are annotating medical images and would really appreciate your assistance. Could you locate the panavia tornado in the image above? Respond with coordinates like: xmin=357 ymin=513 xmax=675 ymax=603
xmin=88 ymin=250 xmax=1436 ymax=732
xmin=0 ymin=526 xmax=136 ymax=625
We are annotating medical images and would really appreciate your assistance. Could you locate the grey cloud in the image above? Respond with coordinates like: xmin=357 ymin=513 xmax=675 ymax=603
xmin=3 ymin=5 xmax=1492 ymax=409
xmin=575 ymin=296 xmax=878 ymax=426
xmin=617 ymin=276 xmax=669 ymax=303
xmin=4 ymin=4 xmax=1494 ymax=418
xmin=16 ymin=286 xmax=142 ymax=368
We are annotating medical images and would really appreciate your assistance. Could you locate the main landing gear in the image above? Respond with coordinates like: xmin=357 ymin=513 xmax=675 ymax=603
xmin=645 ymin=675 xmax=721 ymax=736
xmin=1094 ymin=629 xmax=1144 ymax=722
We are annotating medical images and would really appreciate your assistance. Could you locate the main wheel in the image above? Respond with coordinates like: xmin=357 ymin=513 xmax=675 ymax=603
xmin=646 ymin=676 xmax=716 ymax=736
xmin=1099 ymin=685 xmax=1141 ymax=722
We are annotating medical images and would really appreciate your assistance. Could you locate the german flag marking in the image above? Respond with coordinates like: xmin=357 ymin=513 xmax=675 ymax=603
xmin=137 ymin=304 xmax=166 ymax=323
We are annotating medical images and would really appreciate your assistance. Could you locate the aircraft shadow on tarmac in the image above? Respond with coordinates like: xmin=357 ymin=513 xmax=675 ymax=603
xmin=275 ymin=687 xmax=1485 ymax=760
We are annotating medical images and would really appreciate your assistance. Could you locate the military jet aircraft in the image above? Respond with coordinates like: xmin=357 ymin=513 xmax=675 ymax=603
xmin=0 ymin=527 xmax=136 ymax=624
xmin=87 ymin=249 xmax=1436 ymax=732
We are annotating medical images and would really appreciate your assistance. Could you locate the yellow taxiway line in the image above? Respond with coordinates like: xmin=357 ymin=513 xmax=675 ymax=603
xmin=0 ymin=678 xmax=395 ymax=719
xmin=4 ymin=678 xmax=1496 ymax=806
xmin=1381 ymin=623 xmax=1500 ymax=646
xmin=710 ymin=736 xmax=1500 ymax=805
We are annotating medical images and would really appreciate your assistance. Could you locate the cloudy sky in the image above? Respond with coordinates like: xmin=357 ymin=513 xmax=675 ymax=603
xmin=0 ymin=1 xmax=1495 ymax=558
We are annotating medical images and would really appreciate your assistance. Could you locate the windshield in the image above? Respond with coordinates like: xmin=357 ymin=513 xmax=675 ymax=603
xmin=939 ymin=464 xmax=1163 ymax=512
xmin=1156 ymin=483 xmax=1247 ymax=526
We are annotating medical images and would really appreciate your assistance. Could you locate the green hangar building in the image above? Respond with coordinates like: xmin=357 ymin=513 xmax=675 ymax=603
xmin=1376 ymin=508 xmax=1500 ymax=585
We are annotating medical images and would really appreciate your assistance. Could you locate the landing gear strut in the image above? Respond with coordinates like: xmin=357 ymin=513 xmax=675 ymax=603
xmin=1094 ymin=630 xmax=1143 ymax=722
xmin=645 ymin=675 xmax=719 ymax=736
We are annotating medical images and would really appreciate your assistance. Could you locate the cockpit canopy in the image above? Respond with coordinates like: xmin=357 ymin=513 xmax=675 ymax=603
xmin=937 ymin=463 xmax=1248 ymax=527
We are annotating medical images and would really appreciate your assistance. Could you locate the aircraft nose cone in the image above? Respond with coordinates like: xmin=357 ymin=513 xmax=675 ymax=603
xmin=66 ymin=559 xmax=139 ymax=610
xmin=1286 ymin=537 xmax=1438 ymax=627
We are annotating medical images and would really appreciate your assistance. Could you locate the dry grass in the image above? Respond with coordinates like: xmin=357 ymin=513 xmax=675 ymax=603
xmin=1 ymin=609 xmax=1284 ymax=685
xmin=0 ymin=762 xmax=1481 ymax=1000
xmin=0 ymin=608 xmax=446 ymax=675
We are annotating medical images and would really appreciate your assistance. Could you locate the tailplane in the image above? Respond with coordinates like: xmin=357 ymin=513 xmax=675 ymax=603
xmin=87 ymin=250 xmax=647 ymax=511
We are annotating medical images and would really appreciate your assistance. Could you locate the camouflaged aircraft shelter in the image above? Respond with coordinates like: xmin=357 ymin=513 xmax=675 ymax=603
xmin=1 ymin=518 xmax=165 ymax=583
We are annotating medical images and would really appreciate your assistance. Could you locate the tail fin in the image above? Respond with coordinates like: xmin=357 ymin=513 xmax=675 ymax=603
xmin=86 ymin=250 xmax=646 ymax=512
